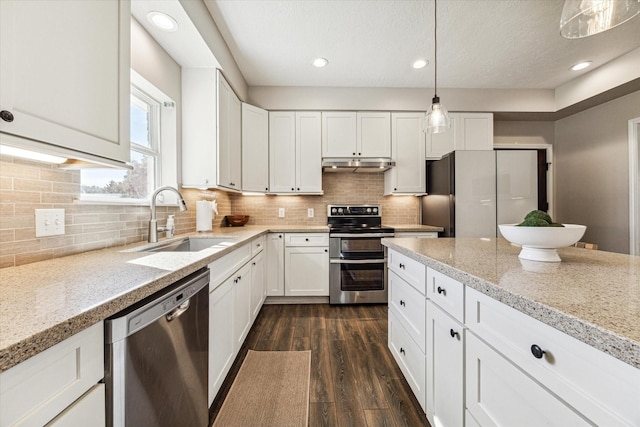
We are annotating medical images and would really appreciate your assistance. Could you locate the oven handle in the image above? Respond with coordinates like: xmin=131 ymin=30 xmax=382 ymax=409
xmin=330 ymin=258 xmax=387 ymax=264
xmin=330 ymin=233 xmax=395 ymax=238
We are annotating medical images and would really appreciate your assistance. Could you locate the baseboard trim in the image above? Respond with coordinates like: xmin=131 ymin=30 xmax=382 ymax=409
xmin=264 ymin=296 xmax=329 ymax=305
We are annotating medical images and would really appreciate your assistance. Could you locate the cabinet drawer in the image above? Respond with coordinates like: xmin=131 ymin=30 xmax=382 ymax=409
xmin=388 ymin=270 xmax=426 ymax=352
xmin=388 ymin=249 xmax=426 ymax=294
xmin=0 ymin=322 xmax=104 ymax=427
xmin=251 ymin=235 xmax=265 ymax=256
xmin=208 ymin=243 xmax=252 ymax=289
xmin=48 ymin=384 xmax=105 ymax=427
xmin=466 ymin=331 xmax=590 ymax=427
xmin=466 ymin=287 xmax=640 ymax=426
xmin=426 ymin=268 xmax=464 ymax=322
xmin=388 ymin=310 xmax=426 ymax=411
xmin=284 ymin=233 xmax=329 ymax=247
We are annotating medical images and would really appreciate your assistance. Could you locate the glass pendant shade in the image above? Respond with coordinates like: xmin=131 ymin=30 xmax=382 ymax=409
xmin=560 ymin=0 xmax=640 ymax=39
xmin=425 ymin=96 xmax=451 ymax=134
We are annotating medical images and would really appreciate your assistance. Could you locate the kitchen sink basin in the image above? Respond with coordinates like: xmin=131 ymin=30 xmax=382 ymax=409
xmin=135 ymin=237 xmax=234 ymax=253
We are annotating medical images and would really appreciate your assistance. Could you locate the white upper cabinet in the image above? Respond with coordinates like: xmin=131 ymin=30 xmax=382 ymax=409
xmin=322 ymin=112 xmax=391 ymax=158
xmin=384 ymin=113 xmax=426 ymax=195
xmin=269 ymin=111 xmax=322 ymax=194
xmin=217 ymin=71 xmax=242 ymax=191
xmin=425 ymin=112 xmax=494 ymax=159
xmin=181 ymin=69 xmax=242 ymax=191
xmin=241 ymin=103 xmax=269 ymax=193
xmin=0 ymin=0 xmax=130 ymax=165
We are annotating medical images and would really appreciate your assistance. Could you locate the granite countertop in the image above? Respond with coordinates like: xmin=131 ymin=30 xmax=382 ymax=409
xmin=382 ymin=237 xmax=640 ymax=369
xmin=0 ymin=225 xmax=329 ymax=372
xmin=388 ymin=224 xmax=443 ymax=233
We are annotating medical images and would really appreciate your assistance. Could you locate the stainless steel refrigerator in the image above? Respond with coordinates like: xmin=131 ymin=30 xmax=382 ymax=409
xmin=422 ymin=150 xmax=540 ymax=238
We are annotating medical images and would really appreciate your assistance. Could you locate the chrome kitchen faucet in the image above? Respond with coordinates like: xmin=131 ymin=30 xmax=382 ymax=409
xmin=148 ymin=186 xmax=187 ymax=243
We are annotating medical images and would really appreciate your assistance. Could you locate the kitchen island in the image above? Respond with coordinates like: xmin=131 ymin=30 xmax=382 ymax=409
xmin=382 ymin=236 xmax=639 ymax=427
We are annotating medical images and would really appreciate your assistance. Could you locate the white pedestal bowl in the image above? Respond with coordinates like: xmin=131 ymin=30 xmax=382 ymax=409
xmin=498 ymin=224 xmax=587 ymax=262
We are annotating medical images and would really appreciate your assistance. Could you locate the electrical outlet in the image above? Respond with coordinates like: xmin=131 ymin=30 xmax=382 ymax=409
xmin=307 ymin=208 xmax=314 ymax=218
xmin=35 ymin=209 xmax=65 ymax=237
xmin=278 ymin=208 xmax=285 ymax=218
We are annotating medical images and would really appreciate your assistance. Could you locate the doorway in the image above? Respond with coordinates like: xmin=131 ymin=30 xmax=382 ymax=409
xmin=630 ymin=118 xmax=640 ymax=255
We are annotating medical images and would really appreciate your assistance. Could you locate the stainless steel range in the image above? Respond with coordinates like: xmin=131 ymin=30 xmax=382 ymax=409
xmin=328 ymin=205 xmax=394 ymax=304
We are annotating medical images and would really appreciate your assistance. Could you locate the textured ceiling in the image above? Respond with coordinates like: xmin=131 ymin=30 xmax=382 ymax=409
xmin=204 ymin=0 xmax=640 ymax=89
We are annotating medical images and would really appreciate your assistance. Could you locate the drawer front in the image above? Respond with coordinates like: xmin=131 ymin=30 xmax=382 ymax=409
xmin=389 ymin=270 xmax=426 ymax=352
xmin=0 ymin=322 xmax=104 ymax=427
xmin=251 ymin=235 xmax=265 ymax=256
xmin=388 ymin=309 xmax=426 ymax=411
xmin=466 ymin=287 xmax=640 ymax=426
xmin=208 ymin=243 xmax=252 ymax=288
xmin=284 ymin=233 xmax=329 ymax=247
xmin=426 ymin=268 xmax=464 ymax=322
xmin=466 ymin=331 xmax=591 ymax=427
xmin=48 ymin=384 xmax=105 ymax=427
xmin=388 ymin=249 xmax=426 ymax=294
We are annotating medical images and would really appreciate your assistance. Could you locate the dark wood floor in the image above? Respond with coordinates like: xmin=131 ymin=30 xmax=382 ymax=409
xmin=209 ymin=304 xmax=431 ymax=427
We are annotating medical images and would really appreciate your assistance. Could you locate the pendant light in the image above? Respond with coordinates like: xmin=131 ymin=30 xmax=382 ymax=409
xmin=560 ymin=0 xmax=640 ymax=39
xmin=425 ymin=0 xmax=450 ymax=134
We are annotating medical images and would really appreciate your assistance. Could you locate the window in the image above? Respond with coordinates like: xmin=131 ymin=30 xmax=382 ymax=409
xmin=80 ymin=71 xmax=177 ymax=204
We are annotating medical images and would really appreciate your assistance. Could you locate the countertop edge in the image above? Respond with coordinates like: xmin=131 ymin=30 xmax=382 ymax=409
xmin=382 ymin=240 xmax=640 ymax=370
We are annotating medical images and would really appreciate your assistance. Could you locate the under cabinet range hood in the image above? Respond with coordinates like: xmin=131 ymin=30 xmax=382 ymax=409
xmin=322 ymin=158 xmax=395 ymax=173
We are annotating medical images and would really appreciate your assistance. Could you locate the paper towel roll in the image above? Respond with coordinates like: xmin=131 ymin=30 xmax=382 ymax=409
xmin=196 ymin=201 xmax=213 ymax=231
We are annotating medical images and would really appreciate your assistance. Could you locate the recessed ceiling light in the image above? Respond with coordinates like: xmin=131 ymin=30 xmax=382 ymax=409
xmin=412 ymin=59 xmax=428 ymax=69
xmin=313 ymin=58 xmax=329 ymax=68
xmin=570 ymin=61 xmax=592 ymax=71
xmin=147 ymin=11 xmax=178 ymax=32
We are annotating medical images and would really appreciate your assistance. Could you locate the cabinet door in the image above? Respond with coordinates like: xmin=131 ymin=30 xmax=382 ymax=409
xmin=455 ymin=113 xmax=494 ymax=151
xmin=266 ymin=233 xmax=285 ymax=296
xmin=233 ymin=263 xmax=252 ymax=350
xmin=242 ymin=103 xmax=269 ymax=192
xmin=209 ymin=277 xmax=235 ymax=405
xmin=269 ymin=112 xmax=296 ymax=193
xmin=296 ymin=112 xmax=322 ymax=193
xmin=217 ymin=72 xmax=241 ymax=191
xmin=357 ymin=112 xmax=391 ymax=157
xmin=466 ymin=332 xmax=591 ymax=427
xmin=250 ymin=251 xmax=265 ymax=320
xmin=0 ymin=0 xmax=129 ymax=164
xmin=48 ymin=384 xmax=105 ymax=427
xmin=284 ymin=246 xmax=329 ymax=296
xmin=426 ymin=301 xmax=464 ymax=427
xmin=425 ymin=114 xmax=457 ymax=159
xmin=384 ymin=113 xmax=426 ymax=194
xmin=321 ymin=112 xmax=357 ymax=157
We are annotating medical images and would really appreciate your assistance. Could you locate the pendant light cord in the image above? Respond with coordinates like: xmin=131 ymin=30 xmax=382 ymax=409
xmin=434 ymin=0 xmax=438 ymax=99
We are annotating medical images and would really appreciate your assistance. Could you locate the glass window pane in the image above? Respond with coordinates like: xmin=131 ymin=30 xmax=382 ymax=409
xmin=81 ymin=151 xmax=155 ymax=201
xmin=131 ymin=95 xmax=151 ymax=148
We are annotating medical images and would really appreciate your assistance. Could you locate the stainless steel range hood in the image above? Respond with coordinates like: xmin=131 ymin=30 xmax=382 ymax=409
xmin=322 ymin=158 xmax=395 ymax=173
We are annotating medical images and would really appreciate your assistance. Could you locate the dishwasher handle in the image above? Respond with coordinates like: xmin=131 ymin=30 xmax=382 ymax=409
xmin=166 ymin=300 xmax=190 ymax=322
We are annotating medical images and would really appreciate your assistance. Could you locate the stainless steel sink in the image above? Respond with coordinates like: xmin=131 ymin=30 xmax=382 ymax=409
xmin=135 ymin=237 xmax=233 ymax=253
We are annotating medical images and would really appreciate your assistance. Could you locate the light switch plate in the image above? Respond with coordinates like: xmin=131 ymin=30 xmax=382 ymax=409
xmin=35 ymin=209 xmax=65 ymax=237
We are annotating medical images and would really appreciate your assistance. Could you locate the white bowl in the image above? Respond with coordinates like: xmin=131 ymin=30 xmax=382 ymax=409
xmin=498 ymin=224 xmax=587 ymax=262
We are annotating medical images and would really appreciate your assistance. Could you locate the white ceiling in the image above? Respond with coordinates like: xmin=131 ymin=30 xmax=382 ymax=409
xmin=203 ymin=0 xmax=640 ymax=90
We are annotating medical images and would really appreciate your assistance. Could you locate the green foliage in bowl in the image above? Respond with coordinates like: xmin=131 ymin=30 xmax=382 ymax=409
xmin=517 ymin=210 xmax=564 ymax=227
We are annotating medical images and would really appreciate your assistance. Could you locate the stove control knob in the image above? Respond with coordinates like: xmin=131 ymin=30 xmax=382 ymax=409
xmin=373 ymin=207 xmax=378 ymax=214
xmin=331 ymin=208 xmax=337 ymax=214
xmin=338 ymin=208 xmax=343 ymax=214
xmin=366 ymin=208 xmax=372 ymax=213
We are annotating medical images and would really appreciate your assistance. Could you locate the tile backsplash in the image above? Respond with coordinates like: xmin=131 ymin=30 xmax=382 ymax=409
xmin=0 ymin=156 xmax=418 ymax=268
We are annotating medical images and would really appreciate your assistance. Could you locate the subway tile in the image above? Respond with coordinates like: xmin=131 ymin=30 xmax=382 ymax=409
xmin=39 ymin=168 xmax=76 ymax=183
xmin=15 ymin=250 xmax=54 ymax=266
xmin=0 ymin=177 xmax=12 ymax=190
xmin=0 ymin=239 xmax=41 ymax=256
xmin=13 ymin=178 xmax=52 ymax=192
xmin=14 ymin=228 xmax=36 ymax=241
xmin=0 ymin=203 xmax=14 ymax=216
xmin=0 ymin=229 xmax=15 ymax=243
xmin=0 ymin=190 xmax=41 ymax=204
xmin=0 ymin=254 xmax=15 ymax=269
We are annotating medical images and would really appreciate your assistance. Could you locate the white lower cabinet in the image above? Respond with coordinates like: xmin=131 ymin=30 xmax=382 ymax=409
xmin=284 ymin=233 xmax=329 ymax=296
xmin=48 ymin=384 xmax=105 ymax=427
xmin=250 ymin=251 xmax=265 ymax=320
xmin=208 ymin=275 xmax=235 ymax=406
xmin=0 ymin=322 xmax=104 ymax=427
xmin=266 ymin=233 xmax=285 ymax=296
xmin=466 ymin=332 xmax=590 ymax=427
xmin=232 ymin=263 xmax=252 ymax=351
xmin=426 ymin=300 xmax=464 ymax=427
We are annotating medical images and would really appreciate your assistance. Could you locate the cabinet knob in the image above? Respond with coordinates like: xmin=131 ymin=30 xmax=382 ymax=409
xmin=358 ymin=152 xmax=361 ymax=156
xmin=530 ymin=344 xmax=545 ymax=359
xmin=279 ymin=235 xmax=282 ymax=238
xmin=399 ymin=263 xmax=405 ymax=269
xmin=400 ymin=347 xmax=405 ymax=355
xmin=352 ymin=152 xmax=356 ymax=156
xmin=394 ymin=188 xmax=397 ymax=191
xmin=297 ymin=188 xmax=300 ymax=191
xmin=450 ymin=329 xmax=459 ymax=339
xmin=0 ymin=110 xmax=14 ymax=122
xmin=305 ymin=238 xmax=309 ymax=241
xmin=266 ymin=187 xmax=268 ymax=191
xmin=437 ymin=286 xmax=446 ymax=295
xmin=291 ymin=188 xmax=295 ymax=191
xmin=400 ymin=300 xmax=405 ymax=306
xmin=252 ymin=262 xmax=256 ymax=266
xmin=324 ymin=249 xmax=328 ymax=252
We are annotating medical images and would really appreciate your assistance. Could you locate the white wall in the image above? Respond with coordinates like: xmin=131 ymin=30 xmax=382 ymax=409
xmin=554 ymin=90 xmax=640 ymax=254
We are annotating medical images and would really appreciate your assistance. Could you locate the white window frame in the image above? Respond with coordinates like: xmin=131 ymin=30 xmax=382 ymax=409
xmin=79 ymin=70 xmax=177 ymax=205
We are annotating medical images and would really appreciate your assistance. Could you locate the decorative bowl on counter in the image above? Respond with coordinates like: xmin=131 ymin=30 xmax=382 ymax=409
xmin=499 ymin=224 xmax=587 ymax=262
xmin=226 ymin=215 xmax=250 ymax=226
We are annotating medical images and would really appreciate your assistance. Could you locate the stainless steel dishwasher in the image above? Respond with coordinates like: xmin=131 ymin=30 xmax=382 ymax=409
xmin=105 ymin=268 xmax=209 ymax=427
